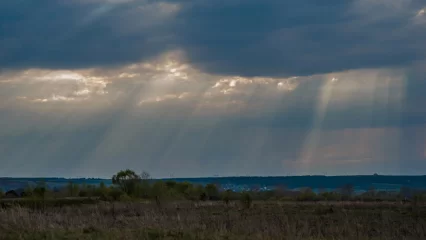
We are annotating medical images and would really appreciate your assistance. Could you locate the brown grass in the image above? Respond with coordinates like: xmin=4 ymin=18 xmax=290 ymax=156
xmin=0 ymin=201 xmax=425 ymax=240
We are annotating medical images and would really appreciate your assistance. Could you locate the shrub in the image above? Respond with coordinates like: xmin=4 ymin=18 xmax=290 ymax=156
xmin=94 ymin=182 xmax=110 ymax=199
xmin=78 ymin=189 xmax=88 ymax=197
xmin=296 ymin=188 xmax=317 ymax=201
xmin=151 ymin=181 xmax=167 ymax=207
xmin=133 ymin=180 xmax=151 ymax=199
xmin=67 ymin=182 xmax=80 ymax=197
xmin=199 ymin=192 xmax=208 ymax=201
xmin=205 ymin=184 xmax=220 ymax=200
xmin=240 ymin=192 xmax=252 ymax=209
xmin=320 ymin=191 xmax=342 ymax=201
xmin=221 ymin=190 xmax=232 ymax=205
xmin=340 ymin=184 xmax=354 ymax=200
xmin=176 ymin=182 xmax=193 ymax=195
xmin=119 ymin=193 xmax=132 ymax=201
xmin=165 ymin=180 xmax=177 ymax=189
xmin=108 ymin=187 xmax=125 ymax=201
xmin=33 ymin=187 xmax=47 ymax=199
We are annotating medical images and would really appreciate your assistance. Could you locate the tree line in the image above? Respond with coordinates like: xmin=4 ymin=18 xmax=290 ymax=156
xmin=1 ymin=169 xmax=426 ymax=206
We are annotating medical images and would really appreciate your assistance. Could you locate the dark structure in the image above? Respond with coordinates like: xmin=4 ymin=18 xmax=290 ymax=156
xmin=4 ymin=188 xmax=25 ymax=198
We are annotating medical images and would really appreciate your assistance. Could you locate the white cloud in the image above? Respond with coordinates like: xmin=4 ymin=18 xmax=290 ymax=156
xmin=32 ymin=72 xmax=108 ymax=103
xmin=138 ymin=92 xmax=193 ymax=105
xmin=35 ymin=71 xmax=84 ymax=82
xmin=207 ymin=76 xmax=300 ymax=98
xmin=32 ymin=95 xmax=76 ymax=103
xmin=277 ymin=77 xmax=300 ymax=91
xmin=74 ymin=88 xmax=91 ymax=96
xmin=0 ymin=69 xmax=109 ymax=104
xmin=118 ymin=72 xmax=140 ymax=79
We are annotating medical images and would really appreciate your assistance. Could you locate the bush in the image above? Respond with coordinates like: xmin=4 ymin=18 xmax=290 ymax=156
xmin=240 ymin=192 xmax=252 ymax=209
xmin=134 ymin=180 xmax=151 ymax=199
xmin=108 ymin=188 xmax=125 ymax=201
xmin=119 ymin=193 xmax=132 ymax=201
xmin=176 ymin=182 xmax=193 ymax=196
xmin=296 ymin=188 xmax=317 ymax=201
xmin=320 ymin=191 xmax=342 ymax=201
xmin=151 ymin=181 xmax=167 ymax=207
xmin=205 ymin=184 xmax=219 ymax=200
xmin=340 ymin=184 xmax=354 ymax=200
xmin=413 ymin=192 xmax=426 ymax=202
xmin=165 ymin=180 xmax=177 ymax=189
xmin=222 ymin=190 xmax=232 ymax=205
xmin=78 ymin=189 xmax=88 ymax=197
xmin=94 ymin=182 xmax=110 ymax=199
xmin=67 ymin=182 xmax=80 ymax=197
xmin=199 ymin=192 xmax=208 ymax=201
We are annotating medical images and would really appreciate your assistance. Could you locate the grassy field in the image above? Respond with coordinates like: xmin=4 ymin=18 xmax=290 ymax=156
xmin=0 ymin=201 xmax=425 ymax=240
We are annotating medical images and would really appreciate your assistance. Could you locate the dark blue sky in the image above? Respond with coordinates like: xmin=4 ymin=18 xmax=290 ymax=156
xmin=0 ymin=0 xmax=426 ymax=177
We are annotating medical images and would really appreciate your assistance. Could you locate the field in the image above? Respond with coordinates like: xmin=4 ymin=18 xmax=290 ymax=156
xmin=1 ymin=200 xmax=426 ymax=240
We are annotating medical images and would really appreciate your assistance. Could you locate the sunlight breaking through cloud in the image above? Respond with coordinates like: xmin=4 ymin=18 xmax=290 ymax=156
xmin=31 ymin=71 xmax=108 ymax=103
xmin=297 ymin=68 xmax=408 ymax=173
xmin=0 ymin=69 xmax=110 ymax=107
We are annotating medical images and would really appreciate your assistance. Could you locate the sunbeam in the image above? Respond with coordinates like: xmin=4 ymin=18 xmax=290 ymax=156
xmin=298 ymin=77 xmax=334 ymax=174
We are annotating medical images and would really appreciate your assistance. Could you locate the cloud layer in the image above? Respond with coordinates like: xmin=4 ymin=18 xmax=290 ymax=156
xmin=1 ymin=0 xmax=426 ymax=76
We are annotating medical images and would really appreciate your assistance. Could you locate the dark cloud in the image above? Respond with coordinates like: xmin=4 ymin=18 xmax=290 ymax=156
xmin=1 ymin=0 xmax=426 ymax=76
xmin=173 ymin=0 xmax=426 ymax=76
xmin=0 ymin=0 xmax=176 ymax=70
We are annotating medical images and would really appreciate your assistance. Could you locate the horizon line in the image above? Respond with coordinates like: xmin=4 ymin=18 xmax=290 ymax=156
xmin=1 ymin=174 xmax=426 ymax=180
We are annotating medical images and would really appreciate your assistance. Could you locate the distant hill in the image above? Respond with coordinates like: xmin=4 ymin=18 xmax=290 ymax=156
xmin=0 ymin=178 xmax=111 ymax=191
xmin=164 ymin=175 xmax=426 ymax=192
xmin=1 ymin=175 xmax=425 ymax=192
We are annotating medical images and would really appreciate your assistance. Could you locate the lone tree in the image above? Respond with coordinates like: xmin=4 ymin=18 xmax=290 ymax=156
xmin=112 ymin=169 xmax=141 ymax=195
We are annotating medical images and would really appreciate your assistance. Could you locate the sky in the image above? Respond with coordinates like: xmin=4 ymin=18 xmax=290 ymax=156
xmin=1 ymin=0 xmax=426 ymax=178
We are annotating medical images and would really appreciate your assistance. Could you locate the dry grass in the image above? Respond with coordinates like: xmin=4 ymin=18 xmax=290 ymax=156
xmin=0 ymin=201 xmax=425 ymax=240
